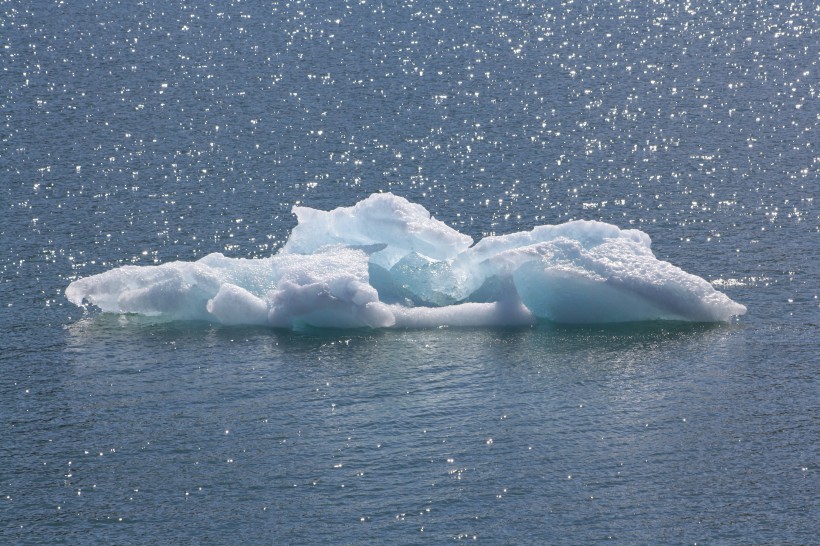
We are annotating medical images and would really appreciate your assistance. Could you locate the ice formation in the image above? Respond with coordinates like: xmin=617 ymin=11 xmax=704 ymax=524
xmin=66 ymin=193 xmax=747 ymax=329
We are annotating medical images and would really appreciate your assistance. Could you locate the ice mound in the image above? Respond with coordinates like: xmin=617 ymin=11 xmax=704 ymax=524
xmin=282 ymin=192 xmax=474 ymax=269
xmin=66 ymin=192 xmax=747 ymax=328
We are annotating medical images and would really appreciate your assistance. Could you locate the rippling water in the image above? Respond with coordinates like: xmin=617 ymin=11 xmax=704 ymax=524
xmin=2 ymin=0 xmax=817 ymax=543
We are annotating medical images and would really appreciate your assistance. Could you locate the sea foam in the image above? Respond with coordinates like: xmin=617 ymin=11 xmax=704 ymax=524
xmin=66 ymin=193 xmax=747 ymax=328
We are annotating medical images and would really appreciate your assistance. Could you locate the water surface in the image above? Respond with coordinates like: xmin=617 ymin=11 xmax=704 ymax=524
xmin=2 ymin=0 xmax=817 ymax=543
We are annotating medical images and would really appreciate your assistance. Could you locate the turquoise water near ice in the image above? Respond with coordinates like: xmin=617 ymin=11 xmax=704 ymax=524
xmin=2 ymin=0 xmax=817 ymax=543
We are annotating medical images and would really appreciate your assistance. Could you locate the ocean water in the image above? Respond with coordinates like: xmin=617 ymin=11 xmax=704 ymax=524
xmin=2 ymin=0 xmax=817 ymax=543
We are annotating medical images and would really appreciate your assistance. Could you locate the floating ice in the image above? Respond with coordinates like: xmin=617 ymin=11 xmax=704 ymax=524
xmin=66 ymin=193 xmax=746 ymax=328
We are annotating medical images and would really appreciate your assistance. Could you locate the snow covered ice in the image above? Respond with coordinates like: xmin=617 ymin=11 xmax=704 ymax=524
xmin=66 ymin=193 xmax=747 ymax=329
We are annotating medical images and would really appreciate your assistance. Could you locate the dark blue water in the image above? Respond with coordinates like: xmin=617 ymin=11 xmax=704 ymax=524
xmin=2 ymin=0 xmax=817 ymax=543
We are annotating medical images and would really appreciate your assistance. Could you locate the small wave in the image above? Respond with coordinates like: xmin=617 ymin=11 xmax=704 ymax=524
xmin=711 ymin=277 xmax=771 ymax=288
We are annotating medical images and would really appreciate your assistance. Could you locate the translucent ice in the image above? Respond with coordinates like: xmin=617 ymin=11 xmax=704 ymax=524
xmin=66 ymin=193 xmax=747 ymax=328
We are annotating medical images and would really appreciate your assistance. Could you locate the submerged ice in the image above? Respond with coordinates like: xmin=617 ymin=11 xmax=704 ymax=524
xmin=66 ymin=193 xmax=746 ymax=328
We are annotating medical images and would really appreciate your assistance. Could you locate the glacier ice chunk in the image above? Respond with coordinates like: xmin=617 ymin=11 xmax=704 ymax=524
xmin=66 ymin=193 xmax=746 ymax=328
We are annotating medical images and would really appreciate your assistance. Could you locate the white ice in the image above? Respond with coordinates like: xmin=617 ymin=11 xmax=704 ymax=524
xmin=66 ymin=192 xmax=747 ymax=328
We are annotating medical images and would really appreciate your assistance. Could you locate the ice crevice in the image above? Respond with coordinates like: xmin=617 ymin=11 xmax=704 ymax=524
xmin=66 ymin=192 xmax=747 ymax=329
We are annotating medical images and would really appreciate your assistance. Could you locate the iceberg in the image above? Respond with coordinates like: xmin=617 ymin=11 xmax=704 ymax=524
xmin=66 ymin=192 xmax=747 ymax=329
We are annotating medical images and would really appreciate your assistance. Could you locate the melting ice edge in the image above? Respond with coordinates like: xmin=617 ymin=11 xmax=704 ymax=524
xmin=67 ymin=193 xmax=746 ymax=329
